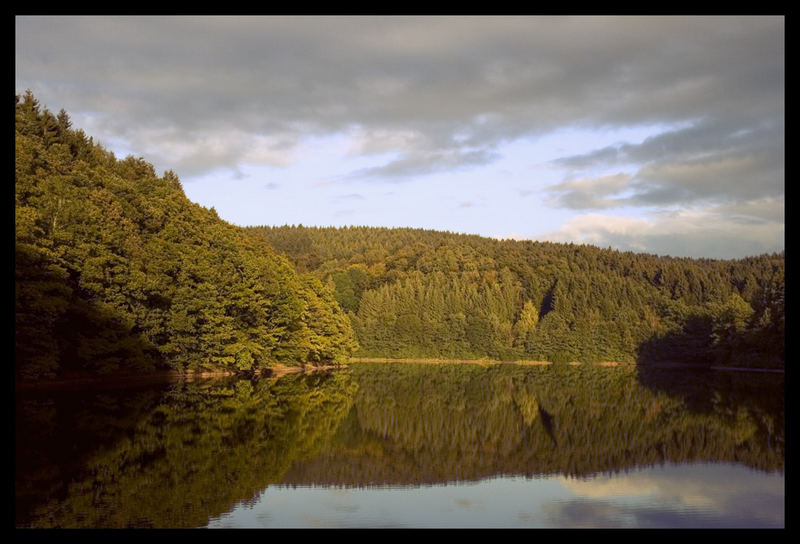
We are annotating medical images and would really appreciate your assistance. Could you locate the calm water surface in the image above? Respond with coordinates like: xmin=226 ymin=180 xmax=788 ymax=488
xmin=16 ymin=363 xmax=784 ymax=528
xmin=208 ymin=464 xmax=783 ymax=528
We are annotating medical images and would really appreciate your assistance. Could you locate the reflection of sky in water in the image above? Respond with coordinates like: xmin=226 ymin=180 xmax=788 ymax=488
xmin=205 ymin=462 xmax=783 ymax=528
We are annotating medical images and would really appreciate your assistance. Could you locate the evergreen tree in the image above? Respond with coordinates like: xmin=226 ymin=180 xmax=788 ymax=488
xmin=15 ymin=92 xmax=359 ymax=380
xmin=249 ymin=224 xmax=783 ymax=368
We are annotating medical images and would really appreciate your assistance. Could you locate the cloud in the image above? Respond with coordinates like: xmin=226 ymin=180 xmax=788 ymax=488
xmin=546 ymin=463 xmax=785 ymax=528
xmin=126 ymin=128 xmax=298 ymax=177
xmin=344 ymin=127 xmax=425 ymax=157
xmin=541 ymin=497 xmax=780 ymax=528
xmin=545 ymin=173 xmax=634 ymax=209
xmin=549 ymin=117 xmax=784 ymax=209
xmin=537 ymin=199 xmax=784 ymax=259
xmin=632 ymin=148 xmax=782 ymax=205
xmin=16 ymin=15 xmax=783 ymax=183
xmin=541 ymin=214 xmax=654 ymax=251
xmin=347 ymin=147 xmax=501 ymax=180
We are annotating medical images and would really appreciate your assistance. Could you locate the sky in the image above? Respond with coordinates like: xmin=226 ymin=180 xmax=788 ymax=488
xmin=15 ymin=16 xmax=784 ymax=259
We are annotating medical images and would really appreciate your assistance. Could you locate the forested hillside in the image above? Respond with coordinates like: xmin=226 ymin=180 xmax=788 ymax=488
xmin=14 ymin=91 xmax=784 ymax=379
xmin=249 ymin=225 xmax=784 ymax=367
xmin=15 ymin=92 xmax=358 ymax=381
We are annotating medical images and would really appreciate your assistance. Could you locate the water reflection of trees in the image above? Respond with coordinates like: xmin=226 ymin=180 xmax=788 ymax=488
xmin=16 ymin=363 xmax=783 ymax=528
xmin=16 ymin=372 xmax=356 ymax=528
xmin=635 ymin=365 xmax=784 ymax=463
xmin=282 ymin=363 xmax=784 ymax=488
xmin=16 ymin=385 xmax=166 ymax=527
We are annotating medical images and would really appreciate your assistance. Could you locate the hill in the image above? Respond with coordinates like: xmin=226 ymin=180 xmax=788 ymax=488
xmin=248 ymin=224 xmax=784 ymax=367
xmin=15 ymin=92 xmax=358 ymax=381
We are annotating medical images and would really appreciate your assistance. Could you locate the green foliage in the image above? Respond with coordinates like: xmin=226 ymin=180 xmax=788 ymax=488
xmin=250 ymin=225 xmax=784 ymax=368
xmin=15 ymin=92 xmax=358 ymax=379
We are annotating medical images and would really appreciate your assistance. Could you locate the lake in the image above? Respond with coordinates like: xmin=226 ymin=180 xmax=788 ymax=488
xmin=15 ymin=362 xmax=784 ymax=528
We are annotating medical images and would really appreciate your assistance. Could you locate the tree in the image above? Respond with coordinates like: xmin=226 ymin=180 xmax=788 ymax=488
xmin=15 ymin=93 xmax=360 ymax=380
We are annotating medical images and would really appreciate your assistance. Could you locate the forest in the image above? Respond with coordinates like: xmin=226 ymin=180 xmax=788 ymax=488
xmin=249 ymin=225 xmax=784 ymax=368
xmin=15 ymin=92 xmax=784 ymax=380
xmin=15 ymin=92 xmax=358 ymax=381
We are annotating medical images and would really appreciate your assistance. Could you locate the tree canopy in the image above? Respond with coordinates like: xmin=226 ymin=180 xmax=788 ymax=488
xmin=15 ymin=91 xmax=358 ymax=380
xmin=249 ymin=224 xmax=784 ymax=368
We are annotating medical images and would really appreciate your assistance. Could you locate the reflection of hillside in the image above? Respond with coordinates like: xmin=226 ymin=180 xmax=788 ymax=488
xmin=636 ymin=364 xmax=783 ymax=418
xmin=16 ymin=363 xmax=783 ymax=527
xmin=635 ymin=365 xmax=784 ymax=460
xmin=16 ymin=384 xmax=167 ymax=527
xmin=16 ymin=373 xmax=357 ymax=528
xmin=279 ymin=363 xmax=783 ymax=488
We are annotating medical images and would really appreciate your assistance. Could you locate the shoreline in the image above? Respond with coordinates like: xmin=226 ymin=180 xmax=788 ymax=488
xmin=14 ymin=364 xmax=344 ymax=391
xmin=350 ymin=358 xmax=784 ymax=372
xmin=351 ymin=357 xmax=629 ymax=367
xmin=16 ymin=358 xmax=783 ymax=390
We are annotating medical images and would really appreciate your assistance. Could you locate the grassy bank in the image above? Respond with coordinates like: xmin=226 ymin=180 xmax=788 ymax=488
xmin=349 ymin=357 xmax=630 ymax=366
xmin=349 ymin=357 xmax=785 ymax=372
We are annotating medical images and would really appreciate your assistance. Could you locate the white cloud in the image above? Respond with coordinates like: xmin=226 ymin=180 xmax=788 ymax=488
xmin=344 ymin=127 xmax=424 ymax=157
xmin=540 ymin=214 xmax=653 ymax=251
xmin=550 ymin=463 xmax=785 ymax=528
xmin=538 ymin=201 xmax=784 ymax=259
xmin=545 ymin=173 xmax=634 ymax=209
